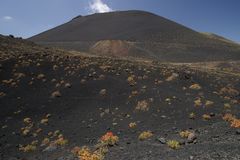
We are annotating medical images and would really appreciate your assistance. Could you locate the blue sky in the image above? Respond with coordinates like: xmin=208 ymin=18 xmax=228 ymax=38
xmin=0 ymin=0 xmax=240 ymax=42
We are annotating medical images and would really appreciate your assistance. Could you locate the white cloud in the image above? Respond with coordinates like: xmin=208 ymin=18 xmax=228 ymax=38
xmin=89 ymin=0 xmax=112 ymax=13
xmin=3 ymin=16 xmax=13 ymax=21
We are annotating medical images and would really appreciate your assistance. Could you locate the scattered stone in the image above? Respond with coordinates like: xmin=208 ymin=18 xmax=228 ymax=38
xmin=43 ymin=145 xmax=57 ymax=152
xmin=166 ymin=73 xmax=179 ymax=81
xmin=161 ymin=115 xmax=167 ymax=118
xmin=57 ymin=154 xmax=78 ymax=160
xmin=65 ymin=83 xmax=72 ymax=88
xmin=179 ymin=139 xmax=186 ymax=145
xmin=100 ymin=112 xmax=105 ymax=117
xmin=126 ymin=141 xmax=131 ymax=145
xmin=157 ymin=137 xmax=166 ymax=144
xmin=80 ymin=79 xmax=86 ymax=84
xmin=112 ymin=123 xmax=118 ymax=126
xmin=51 ymin=91 xmax=61 ymax=98
xmin=236 ymin=129 xmax=240 ymax=135
xmin=0 ymin=92 xmax=6 ymax=98
xmin=2 ymin=125 xmax=8 ymax=129
xmin=189 ymin=83 xmax=201 ymax=90
xmin=53 ymin=65 xmax=58 ymax=70
xmin=210 ymin=112 xmax=215 ymax=117
xmin=104 ymin=108 xmax=110 ymax=114
xmin=37 ymin=74 xmax=45 ymax=79
xmin=187 ymin=132 xmax=197 ymax=143
xmin=99 ymin=89 xmax=107 ymax=96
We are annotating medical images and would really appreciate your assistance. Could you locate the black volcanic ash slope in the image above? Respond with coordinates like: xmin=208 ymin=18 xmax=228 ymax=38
xmin=1 ymin=35 xmax=240 ymax=160
xmin=30 ymin=10 xmax=202 ymax=42
xmin=29 ymin=10 xmax=240 ymax=62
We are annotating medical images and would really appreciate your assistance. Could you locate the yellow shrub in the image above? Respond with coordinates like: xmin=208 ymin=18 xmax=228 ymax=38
xmin=19 ymin=144 xmax=37 ymax=152
xmin=136 ymin=100 xmax=149 ymax=111
xmin=223 ymin=113 xmax=235 ymax=122
xmin=41 ymin=138 xmax=50 ymax=146
xmin=224 ymin=103 xmax=231 ymax=109
xmin=0 ymin=92 xmax=6 ymax=97
xmin=75 ymin=146 xmax=103 ymax=160
xmin=23 ymin=117 xmax=31 ymax=124
xmin=129 ymin=122 xmax=137 ymax=128
xmin=100 ymin=132 xmax=119 ymax=146
xmin=54 ymin=137 xmax=68 ymax=146
xmin=194 ymin=99 xmax=202 ymax=107
xmin=179 ymin=130 xmax=191 ymax=138
xmin=138 ymin=131 xmax=153 ymax=140
xmin=202 ymin=114 xmax=211 ymax=120
xmin=219 ymin=87 xmax=239 ymax=96
xmin=167 ymin=140 xmax=180 ymax=149
xmin=223 ymin=113 xmax=240 ymax=128
xmin=22 ymin=128 xmax=30 ymax=136
xmin=189 ymin=112 xmax=196 ymax=119
xmin=205 ymin=100 xmax=214 ymax=107
xmin=165 ymin=73 xmax=178 ymax=81
xmin=127 ymin=75 xmax=136 ymax=86
xmin=189 ymin=84 xmax=201 ymax=90
xmin=40 ymin=118 xmax=48 ymax=124
xmin=231 ymin=119 xmax=240 ymax=128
